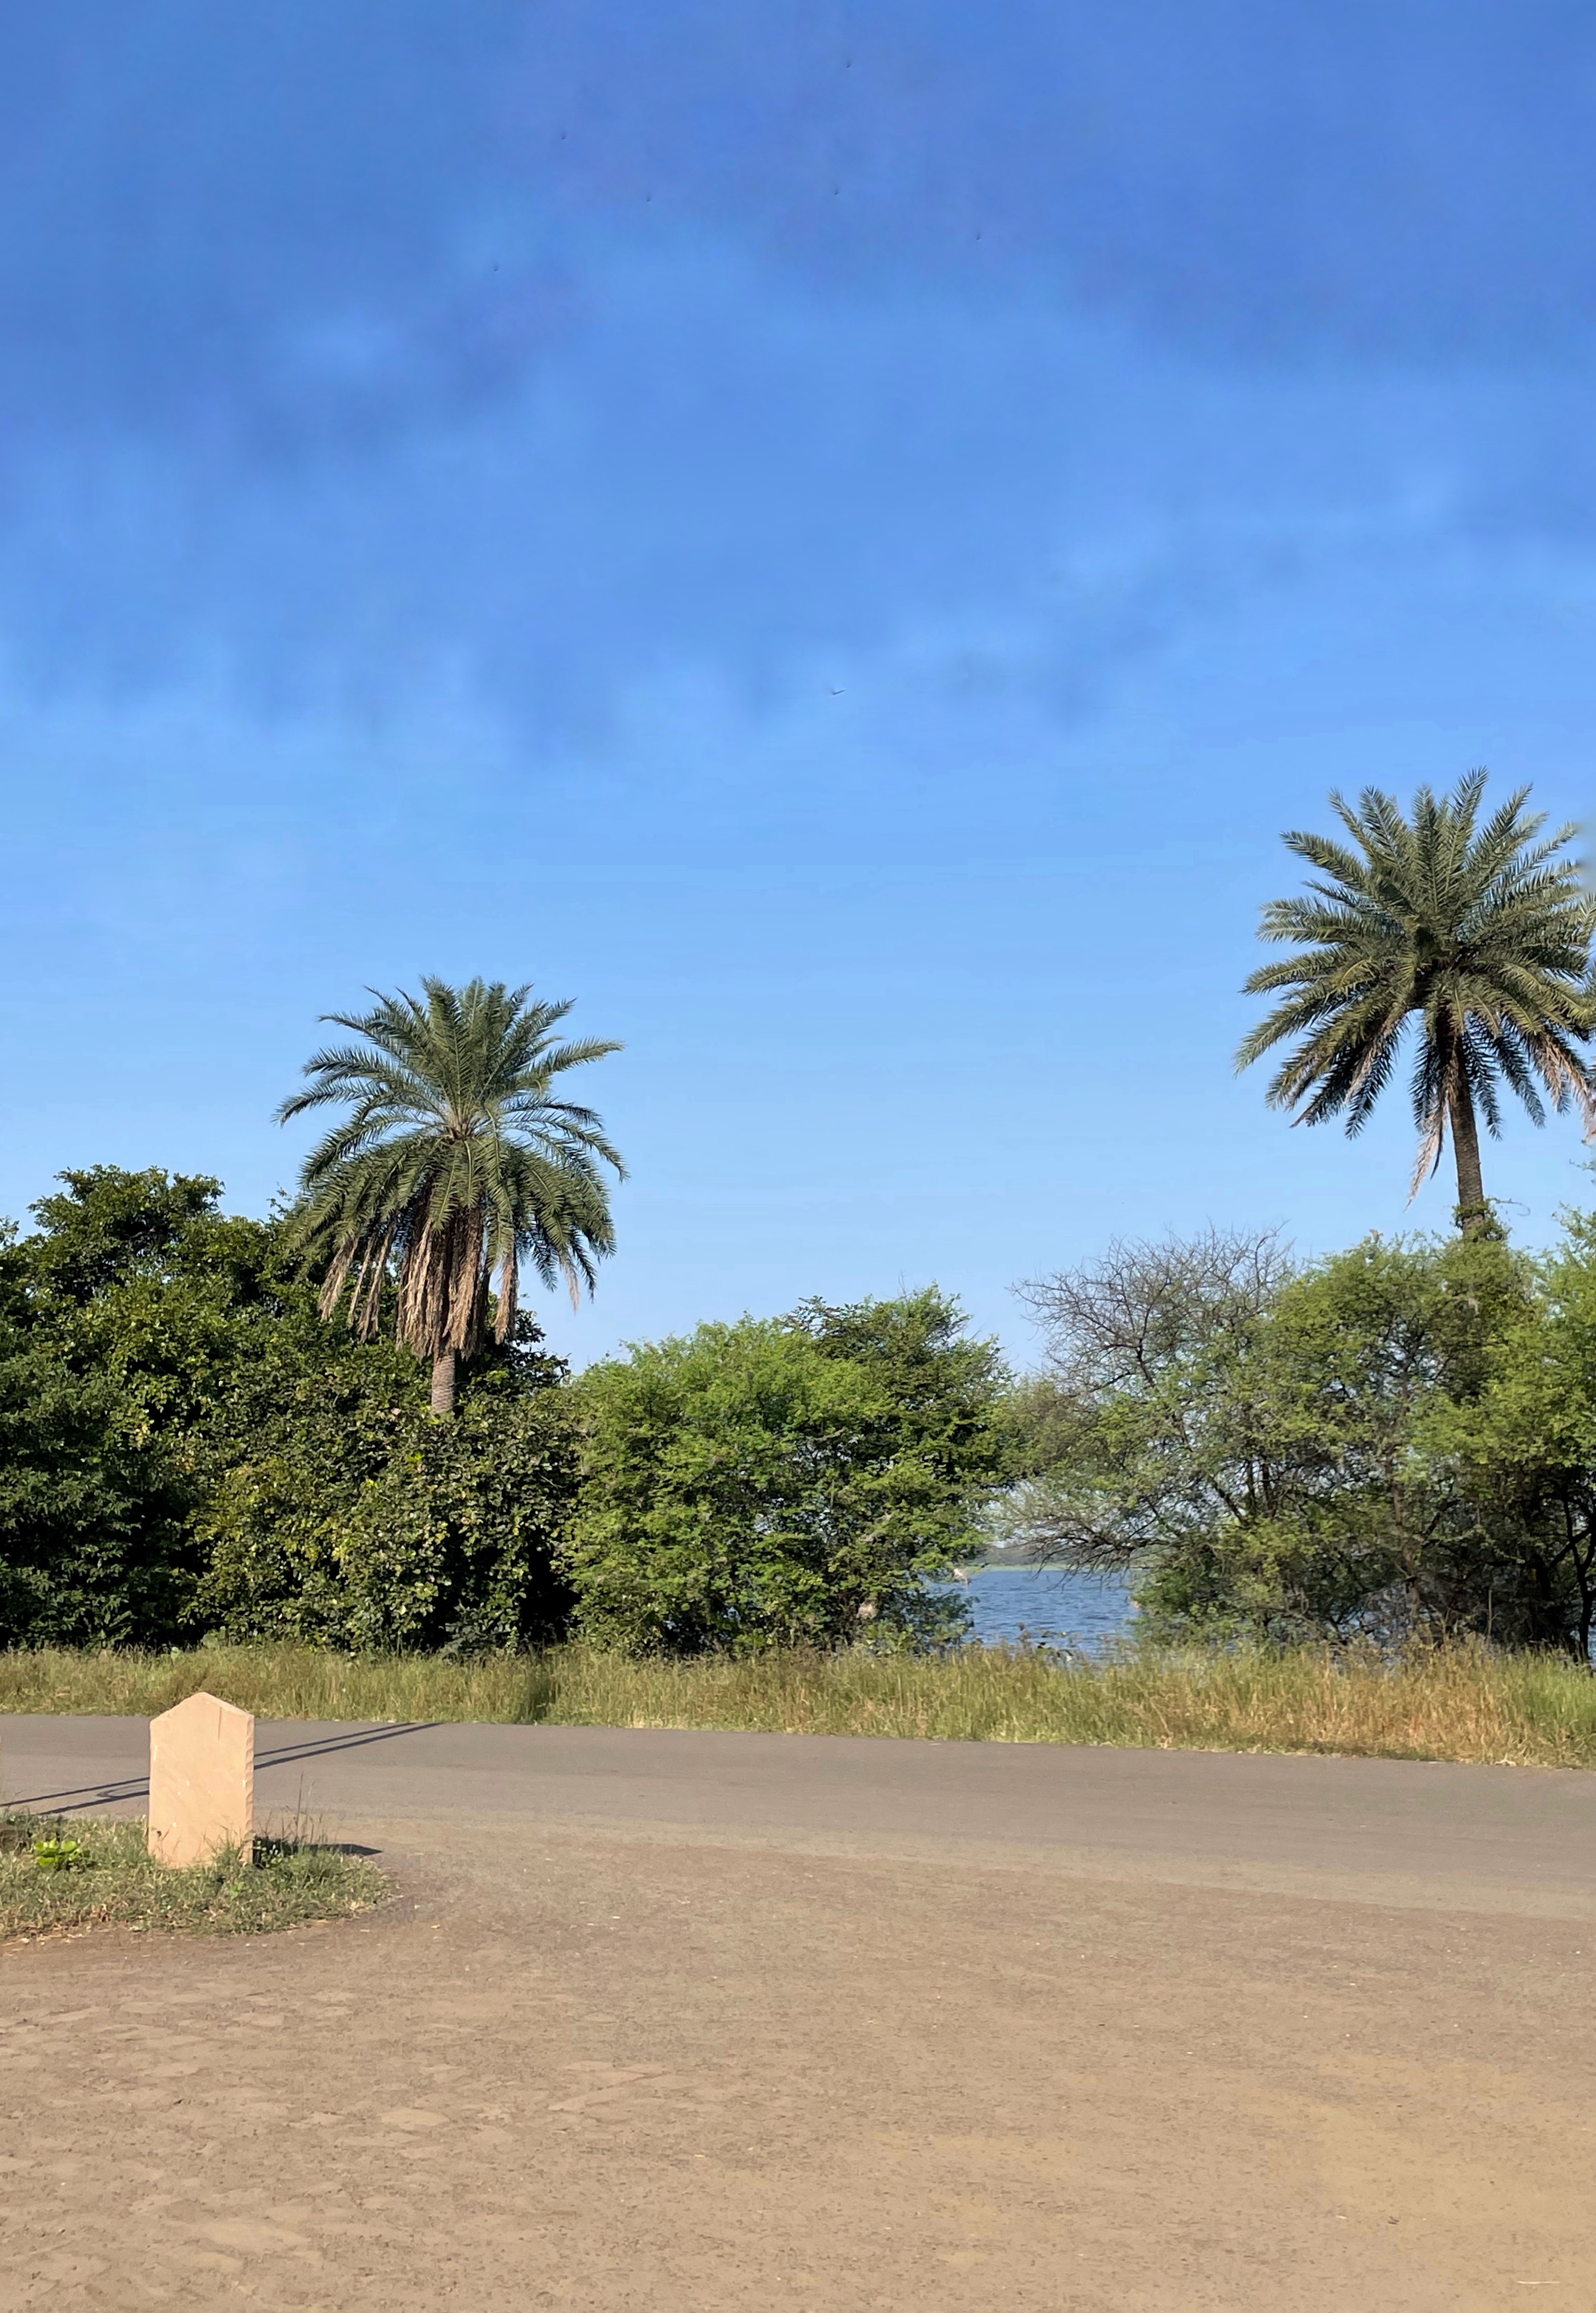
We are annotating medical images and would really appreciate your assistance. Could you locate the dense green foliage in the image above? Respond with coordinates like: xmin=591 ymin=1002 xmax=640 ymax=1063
xmin=1238 ymin=775 xmax=1596 ymax=1230
xmin=564 ymin=1290 xmax=1011 ymax=1653
xmin=190 ymin=1341 xmax=577 ymax=1653
xmin=0 ymin=1167 xmax=577 ymax=1650
xmin=1014 ymin=1219 xmax=1596 ymax=1656
xmin=13 ymin=1140 xmax=1596 ymax=1664
xmin=0 ymin=1171 xmax=227 ymax=1645
xmin=0 ymin=1171 xmax=1006 ymax=1657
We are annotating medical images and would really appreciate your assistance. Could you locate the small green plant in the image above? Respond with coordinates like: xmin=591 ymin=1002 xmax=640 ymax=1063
xmin=2 ymin=1809 xmax=388 ymax=1940
xmin=32 ymin=1834 xmax=86 ymax=1873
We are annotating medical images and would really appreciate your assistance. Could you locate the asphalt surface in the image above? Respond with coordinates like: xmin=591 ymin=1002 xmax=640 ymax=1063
xmin=5 ymin=1712 xmax=1595 ymax=1916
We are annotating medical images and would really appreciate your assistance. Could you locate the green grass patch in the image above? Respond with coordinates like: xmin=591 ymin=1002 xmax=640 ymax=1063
xmin=4 ymin=1638 xmax=1596 ymax=1768
xmin=0 ymin=1808 xmax=390 ymax=1943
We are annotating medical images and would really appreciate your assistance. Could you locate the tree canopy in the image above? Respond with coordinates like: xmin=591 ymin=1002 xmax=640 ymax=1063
xmin=0 ymin=1172 xmax=1010 ymax=1660
xmin=0 ymin=1168 xmax=577 ymax=1650
xmin=1238 ymin=774 xmax=1596 ymax=1233
xmin=565 ymin=1289 xmax=1011 ymax=1654
xmin=279 ymin=977 xmax=624 ymax=1411
xmin=1012 ymin=1220 xmax=1596 ymax=1655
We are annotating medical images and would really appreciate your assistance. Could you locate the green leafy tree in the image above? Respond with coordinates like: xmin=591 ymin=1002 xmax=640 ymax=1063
xmin=0 ymin=1168 xmax=264 ymax=1646
xmin=1421 ymin=1213 xmax=1596 ymax=1658
xmin=0 ymin=1164 xmax=580 ymax=1652
xmin=191 ymin=1335 xmax=578 ymax=1652
xmin=27 ymin=1166 xmax=228 ymax=1304
xmin=1011 ymin=1227 xmax=1542 ymax=1646
xmin=1237 ymin=775 xmax=1596 ymax=1234
xmin=566 ymin=1289 xmax=1009 ymax=1654
xmin=278 ymin=977 xmax=625 ymax=1413
xmin=26 ymin=1169 xmax=285 ymax=1445
xmin=0 ymin=1220 xmax=195 ymax=1647
xmin=1134 ymin=1231 xmax=1531 ymax=1642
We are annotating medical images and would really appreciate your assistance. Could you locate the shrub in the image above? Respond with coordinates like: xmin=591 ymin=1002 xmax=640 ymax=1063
xmin=192 ymin=1362 xmax=577 ymax=1651
xmin=564 ymin=1290 xmax=1008 ymax=1654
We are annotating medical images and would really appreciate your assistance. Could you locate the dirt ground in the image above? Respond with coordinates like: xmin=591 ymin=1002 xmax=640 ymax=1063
xmin=2 ymin=1731 xmax=1594 ymax=2309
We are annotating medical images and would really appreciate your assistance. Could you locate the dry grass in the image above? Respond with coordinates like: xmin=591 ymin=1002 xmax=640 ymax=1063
xmin=0 ymin=1810 xmax=390 ymax=1943
xmin=3 ymin=1639 xmax=1596 ymax=1767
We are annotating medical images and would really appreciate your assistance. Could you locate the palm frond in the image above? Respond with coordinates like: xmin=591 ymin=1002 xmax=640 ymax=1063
xmin=277 ymin=977 xmax=625 ymax=1377
xmin=1238 ymin=772 xmax=1595 ymax=1215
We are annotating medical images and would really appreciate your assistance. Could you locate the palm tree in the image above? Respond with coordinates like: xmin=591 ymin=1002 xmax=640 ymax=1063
xmin=1237 ymin=774 xmax=1596 ymax=1234
xmin=278 ymin=977 xmax=625 ymax=1412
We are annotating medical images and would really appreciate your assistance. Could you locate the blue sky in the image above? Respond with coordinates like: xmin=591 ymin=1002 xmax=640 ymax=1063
xmin=5 ymin=2 xmax=1596 ymax=1363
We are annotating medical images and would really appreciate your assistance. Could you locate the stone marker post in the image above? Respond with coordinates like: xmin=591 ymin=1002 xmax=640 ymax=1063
xmin=147 ymin=1691 xmax=254 ymax=1868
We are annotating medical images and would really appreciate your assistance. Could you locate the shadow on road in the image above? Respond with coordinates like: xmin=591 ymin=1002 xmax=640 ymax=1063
xmin=4 ymin=1720 xmax=437 ymax=1814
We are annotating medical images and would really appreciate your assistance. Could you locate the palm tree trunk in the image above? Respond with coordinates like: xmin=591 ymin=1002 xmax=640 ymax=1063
xmin=1449 ymin=1076 xmax=1488 ymax=1236
xmin=430 ymin=1348 xmax=459 ymax=1416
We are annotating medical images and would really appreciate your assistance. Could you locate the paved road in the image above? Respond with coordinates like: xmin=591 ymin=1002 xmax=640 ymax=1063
xmin=5 ymin=1718 xmax=1596 ymax=2309
xmin=5 ymin=1712 xmax=1595 ymax=1915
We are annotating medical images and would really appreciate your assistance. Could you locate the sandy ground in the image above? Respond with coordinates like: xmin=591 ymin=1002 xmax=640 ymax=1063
xmin=2 ymin=1720 xmax=1594 ymax=2310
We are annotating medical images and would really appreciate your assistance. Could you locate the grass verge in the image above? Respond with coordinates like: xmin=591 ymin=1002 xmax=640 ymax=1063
xmin=1 ymin=1810 xmax=389 ymax=1943
xmin=3 ymin=1639 xmax=1596 ymax=1767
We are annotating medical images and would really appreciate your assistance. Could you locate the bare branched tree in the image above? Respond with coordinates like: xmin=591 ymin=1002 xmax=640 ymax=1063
xmin=1016 ymin=1227 xmax=1295 ymax=1398
xmin=1005 ymin=1228 xmax=1295 ymax=1568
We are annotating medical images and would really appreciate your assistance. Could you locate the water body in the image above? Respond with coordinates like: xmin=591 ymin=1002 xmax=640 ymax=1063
xmin=945 ymin=1564 xmax=1135 ymax=1653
